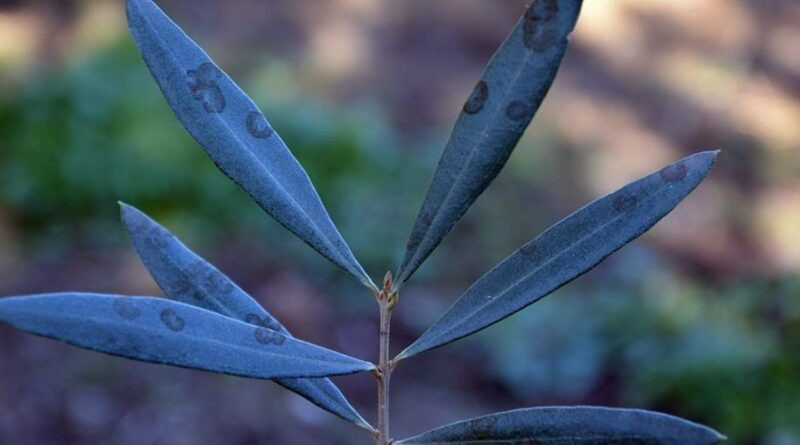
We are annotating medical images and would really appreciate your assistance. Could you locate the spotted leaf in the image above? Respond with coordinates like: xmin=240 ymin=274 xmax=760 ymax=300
xmin=398 ymin=151 xmax=718 ymax=360
xmin=119 ymin=203 xmax=373 ymax=430
xmin=396 ymin=406 xmax=725 ymax=444
xmin=125 ymin=0 xmax=374 ymax=289
xmin=395 ymin=0 xmax=583 ymax=287
xmin=0 ymin=293 xmax=375 ymax=379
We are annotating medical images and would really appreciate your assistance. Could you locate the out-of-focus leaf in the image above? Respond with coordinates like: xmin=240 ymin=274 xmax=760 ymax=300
xmin=0 ymin=293 xmax=375 ymax=379
xmin=119 ymin=203 xmax=373 ymax=430
xmin=398 ymin=151 xmax=718 ymax=359
xmin=396 ymin=406 xmax=725 ymax=444
xmin=125 ymin=0 xmax=374 ymax=289
xmin=395 ymin=0 xmax=583 ymax=287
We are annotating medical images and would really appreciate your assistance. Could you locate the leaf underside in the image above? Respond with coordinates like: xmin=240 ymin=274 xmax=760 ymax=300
xmin=395 ymin=0 xmax=584 ymax=287
xmin=0 ymin=293 xmax=374 ymax=379
xmin=125 ymin=0 xmax=374 ymax=289
xmin=396 ymin=406 xmax=725 ymax=444
xmin=120 ymin=203 xmax=372 ymax=430
xmin=399 ymin=151 xmax=718 ymax=360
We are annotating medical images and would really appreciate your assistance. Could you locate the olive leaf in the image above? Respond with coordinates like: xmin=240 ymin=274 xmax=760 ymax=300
xmin=395 ymin=0 xmax=583 ymax=287
xmin=398 ymin=151 xmax=718 ymax=360
xmin=120 ymin=203 xmax=373 ymax=431
xmin=125 ymin=0 xmax=374 ymax=289
xmin=396 ymin=406 xmax=725 ymax=444
xmin=0 ymin=293 xmax=375 ymax=379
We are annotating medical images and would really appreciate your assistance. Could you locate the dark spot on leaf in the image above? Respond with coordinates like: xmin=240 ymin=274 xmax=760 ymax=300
xmin=160 ymin=309 xmax=185 ymax=332
xmin=522 ymin=0 xmax=559 ymax=52
xmin=246 ymin=111 xmax=274 ymax=139
xmin=202 ymin=270 xmax=226 ymax=294
xmin=660 ymin=162 xmax=688 ymax=183
xmin=187 ymin=62 xmax=226 ymax=113
xmin=194 ymin=266 xmax=235 ymax=296
xmin=506 ymin=100 xmax=529 ymax=120
xmin=190 ymin=289 xmax=206 ymax=302
xmin=246 ymin=313 xmax=283 ymax=332
xmin=463 ymin=80 xmax=489 ymax=115
xmin=113 ymin=298 xmax=141 ymax=321
xmin=264 ymin=319 xmax=282 ymax=332
xmin=245 ymin=313 xmax=263 ymax=326
xmin=613 ymin=192 xmax=638 ymax=213
xmin=173 ymin=261 xmax=206 ymax=301
xmin=254 ymin=327 xmax=285 ymax=346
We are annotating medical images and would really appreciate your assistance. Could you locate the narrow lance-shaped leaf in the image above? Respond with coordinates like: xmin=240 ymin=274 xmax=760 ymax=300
xmin=395 ymin=0 xmax=583 ymax=287
xmin=125 ymin=0 xmax=374 ymax=289
xmin=119 ymin=203 xmax=373 ymax=431
xmin=399 ymin=151 xmax=718 ymax=359
xmin=396 ymin=406 xmax=726 ymax=444
xmin=0 ymin=293 xmax=375 ymax=379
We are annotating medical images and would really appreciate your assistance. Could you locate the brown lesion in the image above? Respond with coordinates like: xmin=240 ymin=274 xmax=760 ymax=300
xmin=613 ymin=192 xmax=638 ymax=213
xmin=244 ymin=313 xmax=262 ymax=326
xmin=245 ymin=313 xmax=282 ymax=332
xmin=505 ymin=100 xmax=530 ymax=120
xmin=463 ymin=80 xmax=489 ymax=115
xmin=660 ymin=162 xmax=688 ymax=183
xmin=186 ymin=62 xmax=226 ymax=113
xmin=160 ymin=308 xmax=186 ymax=332
xmin=177 ymin=261 xmax=209 ymax=302
xmin=113 ymin=297 xmax=141 ymax=321
xmin=201 ymin=269 xmax=234 ymax=295
xmin=254 ymin=326 xmax=286 ymax=345
xmin=522 ymin=0 xmax=560 ymax=52
xmin=246 ymin=111 xmax=274 ymax=139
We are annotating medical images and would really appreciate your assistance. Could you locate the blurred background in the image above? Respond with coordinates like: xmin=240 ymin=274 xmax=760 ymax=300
xmin=1 ymin=0 xmax=798 ymax=443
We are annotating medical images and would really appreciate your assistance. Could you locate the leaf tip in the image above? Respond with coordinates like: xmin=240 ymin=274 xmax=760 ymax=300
xmin=118 ymin=201 xmax=142 ymax=224
xmin=691 ymin=149 xmax=721 ymax=175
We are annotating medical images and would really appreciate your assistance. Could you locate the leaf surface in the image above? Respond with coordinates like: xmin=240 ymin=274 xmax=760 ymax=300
xmin=120 ymin=203 xmax=372 ymax=430
xmin=125 ymin=0 xmax=374 ymax=289
xmin=397 ymin=406 xmax=725 ymax=444
xmin=399 ymin=151 xmax=718 ymax=359
xmin=0 ymin=293 xmax=374 ymax=379
xmin=396 ymin=0 xmax=583 ymax=286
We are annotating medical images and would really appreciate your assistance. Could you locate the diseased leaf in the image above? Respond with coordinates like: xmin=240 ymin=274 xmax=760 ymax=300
xmin=119 ymin=203 xmax=373 ymax=431
xmin=396 ymin=406 xmax=726 ymax=444
xmin=0 ymin=293 xmax=375 ymax=379
xmin=395 ymin=0 xmax=583 ymax=287
xmin=399 ymin=151 xmax=718 ymax=359
xmin=125 ymin=0 xmax=374 ymax=289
